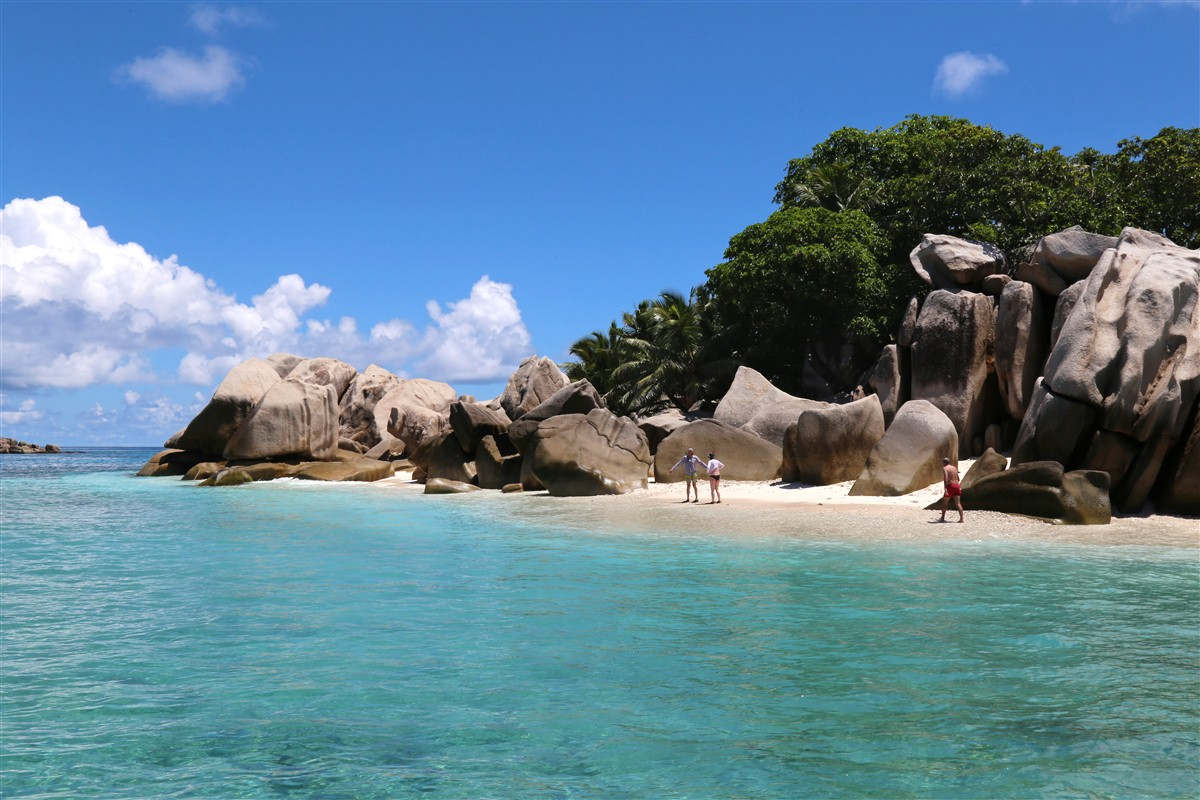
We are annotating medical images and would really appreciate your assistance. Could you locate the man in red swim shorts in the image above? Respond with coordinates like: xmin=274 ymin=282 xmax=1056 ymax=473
xmin=940 ymin=456 xmax=964 ymax=523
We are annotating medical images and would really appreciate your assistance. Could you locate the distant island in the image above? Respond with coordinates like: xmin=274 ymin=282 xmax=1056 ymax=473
xmin=1 ymin=437 xmax=60 ymax=454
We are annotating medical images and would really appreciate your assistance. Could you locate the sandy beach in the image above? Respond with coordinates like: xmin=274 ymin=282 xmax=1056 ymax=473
xmin=365 ymin=459 xmax=1200 ymax=549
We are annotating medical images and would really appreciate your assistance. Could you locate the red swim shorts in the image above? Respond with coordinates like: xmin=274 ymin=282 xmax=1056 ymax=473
xmin=944 ymin=482 xmax=962 ymax=498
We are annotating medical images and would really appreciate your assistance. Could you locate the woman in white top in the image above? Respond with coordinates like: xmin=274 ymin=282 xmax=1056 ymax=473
xmin=705 ymin=452 xmax=725 ymax=504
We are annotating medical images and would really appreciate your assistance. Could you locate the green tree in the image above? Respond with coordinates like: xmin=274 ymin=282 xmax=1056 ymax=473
xmin=700 ymin=207 xmax=890 ymax=395
xmin=1111 ymin=127 xmax=1200 ymax=248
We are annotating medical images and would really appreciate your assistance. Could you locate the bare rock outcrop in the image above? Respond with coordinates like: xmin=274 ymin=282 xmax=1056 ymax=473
xmin=714 ymin=366 xmax=828 ymax=446
xmin=994 ymin=280 xmax=1049 ymax=420
xmin=653 ymin=419 xmax=782 ymax=483
xmin=782 ymin=394 xmax=885 ymax=485
xmin=338 ymin=364 xmax=403 ymax=445
xmin=530 ymin=408 xmax=651 ymax=496
xmin=223 ymin=378 xmax=339 ymax=461
xmin=909 ymin=234 xmax=1006 ymax=291
xmin=286 ymin=357 xmax=357 ymax=402
xmin=500 ymin=356 xmax=569 ymax=420
xmin=849 ymin=400 xmax=958 ymax=496
xmin=172 ymin=358 xmax=281 ymax=455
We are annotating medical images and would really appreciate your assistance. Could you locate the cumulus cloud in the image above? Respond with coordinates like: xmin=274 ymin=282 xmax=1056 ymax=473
xmin=0 ymin=197 xmax=532 ymax=394
xmin=0 ymin=398 xmax=44 ymax=426
xmin=189 ymin=4 xmax=265 ymax=35
xmin=117 ymin=45 xmax=244 ymax=102
xmin=933 ymin=51 xmax=1008 ymax=97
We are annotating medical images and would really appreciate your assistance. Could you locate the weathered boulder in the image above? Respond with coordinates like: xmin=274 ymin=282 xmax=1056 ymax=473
xmin=425 ymin=478 xmax=480 ymax=494
xmin=961 ymin=447 xmax=1007 ymax=491
xmin=223 ymin=379 xmax=338 ymax=461
xmin=635 ymin=408 xmax=690 ymax=454
xmin=528 ymin=408 xmax=650 ymax=496
xmin=136 ymin=448 xmax=208 ymax=477
xmin=200 ymin=467 xmax=254 ymax=487
xmin=475 ymin=435 xmax=523 ymax=490
xmin=1049 ymin=280 xmax=1086 ymax=352
xmin=713 ymin=366 xmax=829 ymax=445
xmin=501 ymin=483 xmax=523 ymax=493
xmin=910 ymin=290 xmax=998 ymax=456
xmin=232 ymin=461 xmax=298 ymax=482
xmin=897 ymin=297 xmax=920 ymax=348
xmin=1014 ymin=229 xmax=1200 ymax=510
xmin=653 ymin=419 xmax=782 ymax=483
xmin=292 ymin=453 xmax=394 ymax=482
xmin=338 ymin=438 xmax=366 ymax=454
xmin=363 ymin=433 xmax=405 ymax=461
xmin=507 ymin=380 xmax=604 ymax=453
xmin=266 ymin=353 xmax=304 ymax=378
xmin=500 ymin=356 xmax=569 ymax=420
xmin=864 ymin=344 xmax=903 ymax=425
xmin=1013 ymin=259 xmax=1068 ymax=297
xmin=1031 ymin=225 xmax=1118 ymax=281
xmin=782 ymin=394 xmax=885 ymax=485
xmin=519 ymin=455 xmax=544 ymax=491
xmin=909 ymin=234 xmax=1006 ymax=291
xmin=172 ymin=358 xmax=280 ymax=455
xmin=1043 ymin=229 xmax=1200 ymax=442
xmin=849 ymin=400 xmax=959 ymax=496
xmin=449 ymin=401 xmax=511 ymax=454
xmin=387 ymin=404 xmax=449 ymax=457
xmin=286 ymin=357 xmax=357 ymax=402
xmin=415 ymin=430 xmax=476 ymax=485
xmin=995 ymin=280 xmax=1049 ymax=420
xmin=337 ymin=364 xmax=403 ymax=445
xmin=961 ymin=462 xmax=1111 ymax=524
xmin=183 ymin=461 xmax=226 ymax=481
xmin=372 ymin=379 xmax=458 ymax=450
xmin=981 ymin=274 xmax=1012 ymax=297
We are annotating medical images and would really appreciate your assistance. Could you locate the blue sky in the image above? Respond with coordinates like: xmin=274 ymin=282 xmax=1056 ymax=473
xmin=2 ymin=1 xmax=1197 ymax=445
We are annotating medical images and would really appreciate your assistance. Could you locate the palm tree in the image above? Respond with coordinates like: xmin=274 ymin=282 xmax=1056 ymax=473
xmin=563 ymin=323 xmax=623 ymax=398
xmin=788 ymin=161 xmax=876 ymax=212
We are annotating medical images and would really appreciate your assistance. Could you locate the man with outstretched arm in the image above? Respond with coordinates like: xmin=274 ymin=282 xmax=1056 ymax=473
xmin=668 ymin=447 xmax=707 ymax=503
xmin=705 ymin=452 xmax=725 ymax=504
xmin=940 ymin=456 xmax=964 ymax=523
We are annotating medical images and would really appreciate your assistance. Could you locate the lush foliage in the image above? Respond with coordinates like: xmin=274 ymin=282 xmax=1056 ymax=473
xmin=563 ymin=291 xmax=734 ymax=416
xmin=569 ymin=117 xmax=1198 ymax=404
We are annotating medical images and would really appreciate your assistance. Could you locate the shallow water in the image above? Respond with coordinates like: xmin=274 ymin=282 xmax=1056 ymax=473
xmin=2 ymin=449 xmax=1198 ymax=798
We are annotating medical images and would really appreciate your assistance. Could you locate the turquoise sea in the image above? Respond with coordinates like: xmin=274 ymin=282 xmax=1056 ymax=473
xmin=2 ymin=448 xmax=1197 ymax=798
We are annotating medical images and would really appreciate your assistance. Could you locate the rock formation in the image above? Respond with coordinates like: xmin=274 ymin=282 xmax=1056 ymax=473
xmin=173 ymin=358 xmax=281 ymax=455
xmin=507 ymin=380 xmax=604 ymax=453
xmin=530 ymin=408 xmax=651 ymax=495
xmin=782 ymin=394 xmax=885 ymax=485
xmin=449 ymin=401 xmax=511 ymax=455
xmin=0 ymin=438 xmax=61 ymax=454
xmin=714 ymin=366 xmax=828 ymax=446
xmin=960 ymin=462 xmax=1111 ymax=525
xmin=223 ymin=379 xmax=339 ymax=461
xmin=338 ymin=364 xmax=403 ymax=445
xmin=653 ymin=419 xmax=782 ymax=482
xmin=849 ymin=400 xmax=958 ymax=496
xmin=994 ymin=280 xmax=1049 ymax=420
xmin=500 ymin=356 xmax=569 ymax=420
xmin=909 ymin=234 xmax=1006 ymax=291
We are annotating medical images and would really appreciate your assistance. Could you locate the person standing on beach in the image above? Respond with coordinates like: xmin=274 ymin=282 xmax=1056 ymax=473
xmin=668 ymin=447 xmax=707 ymax=503
xmin=705 ymin=452 xmax=725 ymax=504
xmin=940 ymin=457 xmax=964 ymax=523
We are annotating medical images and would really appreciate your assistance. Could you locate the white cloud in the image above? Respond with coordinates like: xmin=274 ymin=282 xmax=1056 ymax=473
xmin=189 ymin=4 xmax=265 ymax=35
xmin=117 ymin=45 xmax=244 ymax=102
xmin=0 ymin=197 xmax=532 ymax=394
xmin=933 ymin=51 xmax=1008 ymax=97
xmin=0 ymin=398 xmax=43 ymax=426
xmin=124 ymin=390 xmax=141 ymax=405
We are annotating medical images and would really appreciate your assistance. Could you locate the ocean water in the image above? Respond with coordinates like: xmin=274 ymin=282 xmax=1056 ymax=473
xmin=2 ymin=449 xmax=1197 ymax=799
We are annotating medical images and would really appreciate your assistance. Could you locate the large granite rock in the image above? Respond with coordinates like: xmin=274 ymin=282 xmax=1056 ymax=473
xmin=1030 ymin=225 xmax=1119 ymax=281
xmin=172 ymin=358 xmax=281 ymax=455
xmin=1015 ymin=229 xmax=1200 ymax=510
xmin=961 ymin=462 xmax=1111 ymax=524
xmin=507 ymin=380 xmax=604 ymax=453
xmin=1156 ymin=410 xmax=1200 ymax=515
xmin=635 ymin=408 xmax=690 ymax=455
xmin=995 ymin=280 xmax=1049 ymax=420
xmin=136 ymin=448 xmax=208 ymax=477
xmin=387 ymin=404 xmax=450 ymax=457
xmin=449 ymin=401 xmax=511 ymax=454
xmin=338 ymin=364 xmax=403 ymax=445
xmin=500 ymin=356 xmax=569 ymax=420
xmin=291 ymin=452 xmax=394 ymax=482
xmin=222 ymin=378 xmax=339 ymax=461
xmin=909 ymin=234 xmax=1006 ymax=292
xmin=849 ymin=400 xmax=959 ymax=496
xmin=363 ymin=433 xmax=406 ymax=461
xmin=653 ymin=419 xmax=782 ymax=483
xmin=1013 ymin=259 xmax=1069 ymax=297
xmin=897 ymin=297 xmax=920 ymax=347
xmin=714 ymin=366 xmax=828 ymax=445
xmin=782 ymin=394 xmax=885 ymax=485
xmin=372 ymin=378 xmax=457 ymax=450
xmin=266 ymin=353 xmax=304 ymax=378
xmin=414 ymin=430 xmax=476 ymax=485
xmin=286 ymin=357 xmax=357 ymax=402
xmin=1049 ymin=280 xmax=1086 ymax=352
xmin=910 ymin=290 xmax=998 ymax=456
xmin=475 ymin=435 xmax=523 ymax=490
xmin=530 ymin=408 xmax=651 ymax=496
xmin=961 ymin=447 xmax=1008 ymax=490
xmin=425 ymin=478 xmax=480 ymax=494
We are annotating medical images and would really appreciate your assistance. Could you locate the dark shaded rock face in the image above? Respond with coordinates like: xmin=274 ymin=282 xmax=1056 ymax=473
xmin=994 ymin=281 xmax=1049 ymax=421
xmin=416 ymin=431 xmax=476 ymax=485
xmin=1013 ymin=229 xmax=1200 ymax=511
xmin=531 ymin=409 xmax=651 ymax=496
xmin=961 ymin=461 xmax=1111 ymax=525
xmin=653 ymin=420 xmax=782 ymax=483
xmin=338 ymin=364 xmax=403 ymax=445
xmin=909 ymin=234 xmax=1006 ymax=291
xmin=782 ymin=395 xmax=885 ymax=486
xmin=136 ymin=448 xmax=209 ymax=477
xmin=863 ymin=345 xmax=903 ymax=425
xmin=475 ymin=435 xmax=522 ymax=490
xmin=449 ymin=401 xmax=510 ymax=455
xmin=910 ymin=290 xmax=998 ymax=457
xmin=424 ymin=478 xmax=479 ymax=494
xmin=961 ymin=447 xmax=1008 ymax=491
xmin=849 ymin=400 xmax=958 ymax=497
